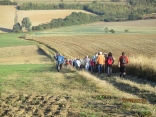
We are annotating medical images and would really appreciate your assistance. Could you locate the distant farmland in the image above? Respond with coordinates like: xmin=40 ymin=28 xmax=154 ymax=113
xmin=0 ymin=5 xmax=93 ymax=33
xmin=0 ymin=5 xmax=16 ymax=33
xmin=17 ymin=10 xmax=94 ymax=26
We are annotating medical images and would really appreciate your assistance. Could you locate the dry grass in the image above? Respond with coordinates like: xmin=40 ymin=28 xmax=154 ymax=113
xmin=77 ymin=69 xmax=138 ymax=99
xmin=0 ymin=45 xmax=51 ymax=64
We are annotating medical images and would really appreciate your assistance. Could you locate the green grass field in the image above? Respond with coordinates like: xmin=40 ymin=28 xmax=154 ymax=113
xmin=33 ymin=20 xmax=156 ymax=36
xmin=0 ymin=33 xmax=35 ymax=48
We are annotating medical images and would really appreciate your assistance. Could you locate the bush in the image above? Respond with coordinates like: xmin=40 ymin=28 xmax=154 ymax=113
xmin=125 ymin=29 xmax=129 ymax=33
xmin=109 ymin=29 xmax=115 ymax=33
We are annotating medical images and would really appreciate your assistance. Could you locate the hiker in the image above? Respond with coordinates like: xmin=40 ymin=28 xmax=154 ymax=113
xmin=75 ymin=58 xmax=81 ymax=70
xmin=84 ymin=55 xmax=90 ymax=71
xmin=69 ymin=59 xmax=73 ymax=66
xmin=90 ymin=58 xmax=95 ymax=73
xmin=106 ymin=52 xmax=114 ymax=77
xmin=65 ymin=59 xmax=70 ymax=69
xmin=80 ymin=59 xmax=85 ymax=70
xmin=73 ymin=58 xmax=76 ymax=67
xmin=54 ymin=53 xmax=59 ymax=70
xmin=96 ymin=52 xmax=105 ymax=74
xmin=118 ymin=52 xmax=129 ymax=77
xmin=92 ymin=52 xmax=98 ymax=72
xmin=55 ymin=53 xmax=64 ymax=72
xmin=104 ymin=53 xmax=108 ymax=73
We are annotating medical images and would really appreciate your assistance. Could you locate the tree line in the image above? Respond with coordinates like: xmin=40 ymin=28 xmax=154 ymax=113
xmin=12 ymin=0 xmax=156 ymax=32
xmin=18 ymin=0 xmax=156 ymax=21
xmin=0 ymin=0 xmax=17 ymax=5
xmin=32 ymin=12 xmax=100 ymax=31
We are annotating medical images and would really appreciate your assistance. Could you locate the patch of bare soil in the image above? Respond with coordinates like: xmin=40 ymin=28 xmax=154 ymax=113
xmin=0 ymin=45 xmax=51 ymax=64
xmin=0 ymin=93 xmax=78 ymax=117
xmin=0 ymin=93 xmax=152 ymax=117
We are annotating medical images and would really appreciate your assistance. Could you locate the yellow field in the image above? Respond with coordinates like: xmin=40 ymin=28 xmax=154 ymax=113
xmin=17 ymin=10 xmax=93 ymax=26
xmin=0 ymin=5 xmax=16 ymax=33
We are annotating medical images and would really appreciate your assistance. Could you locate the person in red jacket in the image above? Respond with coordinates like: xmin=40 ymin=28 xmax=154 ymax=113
xmin=118 ymin=52 xmax=129 ymax=78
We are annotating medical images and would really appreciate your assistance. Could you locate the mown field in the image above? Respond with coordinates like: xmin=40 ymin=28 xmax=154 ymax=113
xmin=31 ymin=19 xmax=156 ymax=80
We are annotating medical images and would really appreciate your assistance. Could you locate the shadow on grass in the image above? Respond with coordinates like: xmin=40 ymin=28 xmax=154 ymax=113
xmin=98 ymin=75 xmax=156 ymax=104
xmin=0 ymin=27 xmax=13 ymax=33
xmin=28 ymin=65 xmax=55 ymax=73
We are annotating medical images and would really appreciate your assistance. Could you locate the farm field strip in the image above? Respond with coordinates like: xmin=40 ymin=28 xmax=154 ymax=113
xmin=32 ymin=34 xmax=156 ymax=60
xmin=0 ymin=5 xmax=16 ymax=33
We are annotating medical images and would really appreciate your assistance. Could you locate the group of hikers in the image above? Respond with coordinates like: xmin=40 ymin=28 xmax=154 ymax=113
xmin=54 ymin=52 xmax=128 ymax=77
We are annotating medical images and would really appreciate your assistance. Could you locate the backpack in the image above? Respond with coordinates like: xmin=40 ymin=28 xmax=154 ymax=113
xmin=120 ymin=56 xmax=126 ymax=64
xmin=107 ymin=57 xmax=113 ymax=65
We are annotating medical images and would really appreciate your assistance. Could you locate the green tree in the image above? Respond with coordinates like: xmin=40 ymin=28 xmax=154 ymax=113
xmin=22 ymin=17 xmax=32 ymax=31
xmin=104 ymin=27 xmax=109 ymax=33
xmin=13 ymin=23 xmax=22 ymax=33
xmin=109 ymin=29 xmax=115 ymax=33
xmin=125 ymin=29 xmax=129 ymax=33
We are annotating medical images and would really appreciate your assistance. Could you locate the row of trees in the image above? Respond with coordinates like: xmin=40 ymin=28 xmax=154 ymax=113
xmin=127 ymin=0 xmax=156 ymax=5
xmin=18 ymin=3 xmax=84 ymax=10
xmin=18 ymin=1 xmax=156 ymax=21
xmin=0 ymin=0 xmax=17 ymax=5
xmin=12 ymin=0 xmax=156 ymax=32
xmin=32 ymin=12 xmax=99 ymax=31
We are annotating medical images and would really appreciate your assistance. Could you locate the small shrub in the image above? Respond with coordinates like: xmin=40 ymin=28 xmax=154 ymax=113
xmin=125 ymin=29 xmax=129 ymax=33
xmin=104 ymin=27 xmax=109 ymax=33
xmin=138 ymin=110 xmax=152 ymax=117
xmin=109 ymin=29 xmax=115 ymax=33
